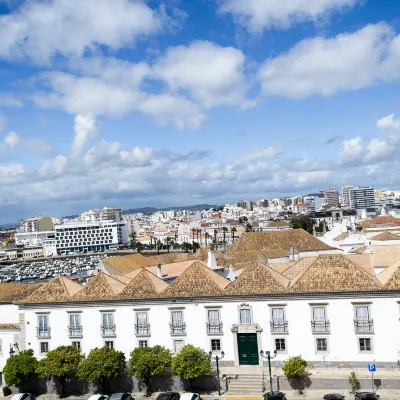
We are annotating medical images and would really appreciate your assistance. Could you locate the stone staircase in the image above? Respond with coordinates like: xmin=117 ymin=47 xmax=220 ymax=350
xmin=224 ymin=371 xmax=265 ymax=396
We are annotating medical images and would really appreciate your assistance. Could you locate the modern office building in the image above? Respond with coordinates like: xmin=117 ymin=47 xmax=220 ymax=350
xmin=320 ymin=189 xmax=339 ymax=206
xmin=19 ymin=216 xmax=54 ymax=233
xmin=348 ymin=186 xmax=376 ymax=210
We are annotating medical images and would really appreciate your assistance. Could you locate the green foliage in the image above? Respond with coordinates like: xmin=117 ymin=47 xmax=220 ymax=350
xmin=239 ymin=216 xmax=248 ymax=224
xmin=192 ymin=242 xmax=200 ymax=252
xmin=78 ymin=346 xmax=126 ymax=393
xmin=245 ymin=223 xmax=253 ymax=232
xmin=36 ymin=345 xmax=82 ymax=396
xmin=129 ymin=346 xmax=172 ymax=393
xmin=136 ymin=241 xmax=145 ymax=253
xmin=282 ymin=356 xmax=308 ymax=379
xmin=172 ymin=344 xmax=211 ymax=387
xmin=3 ymin=350 xmax=38 ymax=390
xmin=291 ymin=215 xmax=315 ymax=234
xmin=129 ymin=231 xmax=137 ymax=250
xmin=182 ymin=242 xmax=193 ymax=253
xmin=348 ymin=371 xmax=360 ymax=393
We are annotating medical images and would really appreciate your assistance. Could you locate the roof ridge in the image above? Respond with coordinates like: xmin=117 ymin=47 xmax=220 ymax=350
xmin=259 ymin=261 xmax=290 ymax=288
xmin=288 ymin=256 xmax=319 ymax=286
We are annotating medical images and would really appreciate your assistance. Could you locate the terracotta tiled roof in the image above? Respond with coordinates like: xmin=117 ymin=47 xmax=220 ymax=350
xmin=73 ymin=272 xmax=126 ymax=301
xmin=0 ymin=283 xmax=42 ymax=302
xmin=350 ymin=245 xmax=368 ymax=254
xmin=283 ymin=257 xmax=318 ymax=279
xmin=372 ymin=245 xmax=400 ymax=267
xmin=260 ymin=248 xmax=289 ymax=259
xmin=346 ymin=254 xmax=374 ymax=276
xmin=290 ymin=255 xmax=381 ymax=292
xmin=163 ymin=261 xmax=230 ymax=297
xmin=268 ymin=262 xmax=293 ymax=274
xmin=118 ymin=269 xmax=168 ymax=299
xmin=230 ymin=229 xmax=334 ymax=253
xmin=0 ymin=324 xmax=19 ymax=329
xmin=266 ymin=221 xmax=290 ymax=228
xmin=22 ymin=276 xmax=82 ymax=303
xmin=376 ymin=260 xmax=400 ymax=286
xmin=111 ymin=274 xmax=133 ymax=284
xmin=333 ymin=232 xmax=348 ymax=241
xmin=228 ymin=250 xmax=260 ymax=263
xmin=224 ymin=261 xmax=289 ymax=295
xmin=371 ymin=232 xmax=400 ymax=241
xmin=363 ymin=215 xmax=400 ymax=227
xmin=145 ymin=260 xmax=205 ymax=279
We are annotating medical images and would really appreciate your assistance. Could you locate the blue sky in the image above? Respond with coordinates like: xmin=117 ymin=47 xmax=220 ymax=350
xmin=1 ymin=0 xmax=400 ymax=222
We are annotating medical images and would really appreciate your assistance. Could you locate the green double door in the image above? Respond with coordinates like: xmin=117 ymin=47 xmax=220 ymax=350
xmin=237 ymin=333 xmax=259 ymax=365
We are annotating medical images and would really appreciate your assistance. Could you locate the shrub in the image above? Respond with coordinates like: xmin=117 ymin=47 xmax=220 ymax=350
xmin=3 ymin=350 xmax=38 ymax=391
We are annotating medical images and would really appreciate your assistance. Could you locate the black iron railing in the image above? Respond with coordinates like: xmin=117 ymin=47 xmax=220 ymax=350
xmin=354 ymin=319 xmax=374 ymax=332
xmin=100 ymin=325 xmax=116 ymax=337
xmin=311 ymin=320 xmax=330 ymax=332
xmin=135 ymin=323 xmax=150 ymax=335
xmin=206 ymin=322 xmax=223 ymax=334
xmin=170 ymin=323 xmax=186 ymax=335
xmin=270 ymin=320 xmax=288 ymax=333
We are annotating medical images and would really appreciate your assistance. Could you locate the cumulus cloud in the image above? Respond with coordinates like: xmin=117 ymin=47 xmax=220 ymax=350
xmin=220 ymin=0 xmax=358 ymax=32
xmin=0 ymin=0 xmax=171 ymax=64
xmin=340 ymin=137 xmax=363 ymax=164
xmin=2 ymin=131 xmax=20 ymax=149
xmin=377 ymin=113 xmax=400 ymax=130
xmin=71 ymin=114 xmax=98 ymax=158
xmin=239 ymin=146 xmax=284 ymax=162
xmin=0 ymin=93 xmax=23 ymax=108
xmin=258 ymin=23 xmax=400 ymax=99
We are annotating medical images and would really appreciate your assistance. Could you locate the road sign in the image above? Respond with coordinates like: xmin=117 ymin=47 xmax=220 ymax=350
xmin=368 ymin=364 xmax=376 ymax=373
xmin=266 ymin=351 xmax=270 ymax=356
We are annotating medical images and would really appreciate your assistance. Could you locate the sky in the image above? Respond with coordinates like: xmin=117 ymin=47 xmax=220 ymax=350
xmin=1 ymin=0 xmax=400 ymax=222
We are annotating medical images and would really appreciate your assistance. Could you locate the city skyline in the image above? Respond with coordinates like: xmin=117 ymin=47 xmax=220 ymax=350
xmin=1 ymin=1 xmax=400 ymax=220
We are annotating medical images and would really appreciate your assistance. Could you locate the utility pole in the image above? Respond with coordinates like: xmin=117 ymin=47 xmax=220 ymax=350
xmin=260 ymin=349 xmax=278 ymax=394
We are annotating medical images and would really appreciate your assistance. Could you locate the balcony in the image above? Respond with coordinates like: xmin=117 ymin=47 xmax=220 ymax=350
xmin=270 ymin=320 xmax=288 ymax=333
xmin=311 ymin=320 xmax=330 ymax=333
xmin=135 ymin=324 xmax=150 ymax=336
xmin=206 ymin=322 xmax=223 ymax=335
xmin=101 ymin=325 xmax=116 ymax=337
xmin=37 ymin=327 xmax=51 ymax=338
xmin=354 ymin=319 xmax=374 ymax=333
xmin=170 ymin=323 xmax=186 ymax=336
xmin=68 ymin=326 xmax=83 ymax=338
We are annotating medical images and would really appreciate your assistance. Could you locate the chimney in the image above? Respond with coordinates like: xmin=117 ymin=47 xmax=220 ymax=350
xmin=289 ymin=247 xmax=294 ymax=261
xmin=229 ymin=264 xmax=233 ymax=274
xmin=157 ymin=263 xmax=162 ymax=278
xmin=207 ymin=249 xmax=217 ymax=268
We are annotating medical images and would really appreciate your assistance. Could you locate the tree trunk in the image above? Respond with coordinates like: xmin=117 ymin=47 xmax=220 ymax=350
xmin=59 ymin=376 xmax=65 ymax=398
xmin=99 ymin=376 xmax=106 ymax=394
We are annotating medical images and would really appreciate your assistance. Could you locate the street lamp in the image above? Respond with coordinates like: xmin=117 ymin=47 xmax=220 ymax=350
xmin=260 ymin=349 xmax=278 ymax=394
xmin=209 ymin=351 xmax=225 ymax=396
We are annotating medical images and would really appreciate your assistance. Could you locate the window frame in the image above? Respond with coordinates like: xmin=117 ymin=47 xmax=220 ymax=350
xmin=71 ymin=341 xmax=81 ymax=350
xmin=206 ymin=308 xmax=223 ymax=335
xmin=104 ymin=340 xmax=114 ymax=350
xmin=315 ymin=337 xmax=329 ymax=354
xmin=352 ymin=302 xmax=373 ymax=333
xmin=310 ymin=304 xmax=330 ymax=333
xmin=40 ymin=341 xmax=49 ymax=354
xmin=238 ymin=304 xmax=253 ymax=325
xmin=173 ymin=339 xmax=184 ymax=353
xmin=210 ymin=338 xmax=221 ymax=352
xmin=269 ymin=304 xmax=288 ymax=334
xmin=358 ymin=337 xmax=373 ymax=354
xmin=274 ymin=337 xmax=287 ymax=354
xmin=138 ymin=340 xmax=148 ymax=348
xmin=135 ymin=310 xmax=150 ymax=337
xmin=170 ymin=308 xmax=186 ymax=336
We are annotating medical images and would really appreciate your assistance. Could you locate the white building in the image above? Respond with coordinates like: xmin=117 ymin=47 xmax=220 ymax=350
xmin=349 ymin=187 xmax=376 ymax=210
xmin=19 ymin=216 xmax=54 ymax=233
xmin=303 ymin=195 xmax=323 ymax=212
xmin=15 ymin=231 xmax=55 ymax=247
xmin=80 ymin=207 xmax=122 ymax=222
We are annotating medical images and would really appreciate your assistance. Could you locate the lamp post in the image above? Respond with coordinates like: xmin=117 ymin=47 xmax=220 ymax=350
xmin=209 ymin=351 xmax=225 ymax=396
xmin=260 ymin=349 xmax=278 ymax=395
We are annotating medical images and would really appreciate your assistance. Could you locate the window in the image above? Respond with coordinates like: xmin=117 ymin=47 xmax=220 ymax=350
xmin=139 ymin=340 xmax=148 ymax=348
xmin=275 ymin=338 xmax=286 ymax=352
xmin=239 ymin=309 xmax=251 ymax=325
xmin=170 ymin=310 xmax=185 ymax=335
xmin=105 ymin=341 xmax=114 ymax=349
xmin=311 ymin=306 xmax=329 ymax=332
xmin=354 ymin=305 xmax=373 ymax=332
xmin=38 ymin=315 xmax=48 ymax=331
xmin=174 ymin=340 xmax=184 ymax=353
xmin=102 ymin=313 xmax=114 ymax=328
xmin=211 ymin=339 xmax=221 ymax=351
xmin=270 ymin=307 xmax=288 ymax=332
xmin=207 ymin=310 xmax=222 ymax=333
xmin=316 ymin=338 xmax=328 ymax=352
xmin=135 ymin=312 xmax=149 ymax=335
xmin=70 ymin=314 xmax=81 ymax=329
xmin=359 ymin=338 xmax=372 ymax=352
xmin=40 ymin=342 xmax=49 ymax=354
xmin=72 ymin=341 xmax=81 ymax=350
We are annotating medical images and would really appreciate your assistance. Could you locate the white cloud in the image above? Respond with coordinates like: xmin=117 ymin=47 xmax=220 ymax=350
xmin=0 ymin=0 xmax=169 ymax=64
xmin=340 ymin=137 xmax=363 ymax=164
xmin=3 ymin=131 xmax=20 ymax=149
xmin=259 ymin=23 xmax=400 ymax=99
xmin=25 ymin=138 xmax=53 ymax=155
xmin=364 ymin=138 xmax=392 ymax=162
xmin=377 ymin=113 xmax=400 ymax=130
xmin=71 ymin=114 xmax=98 ymax=158
xmin=220 ymin=0 xmax=357 ymax=32
xmin=239 ymin=146 xmax=283 ymax=162
xmin=152 ymin=41 xmax=248 ymax=108
xmin=0 ymin=93 xmax=23 ymax=107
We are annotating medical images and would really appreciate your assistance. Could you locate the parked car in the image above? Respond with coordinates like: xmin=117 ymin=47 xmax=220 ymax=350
xmin=264 ymin=391 xmax=287 ymax=400
xmin=354 ymin=393 xmax=380 ymax=399
xmin=109 ymin=394 xmax=132 ymax=400
xmin=11 ymin=394 xmax=32 ymax=400
xmin=323 ymin=395 xmax=345 ymax=400
xmin=88 ymin=395 xmax=109 ymax=400
xmin=180 ymin=393 xmax=200 ymax=400
xmin=156 ymin=392 xmax=180 ymax=400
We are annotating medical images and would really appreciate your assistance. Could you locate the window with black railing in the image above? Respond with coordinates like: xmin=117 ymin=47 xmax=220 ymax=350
xmin=101 ymin=325 xmax=116 ymax=337
xmin=135 ymin=323 xmax=150 ymax=335
xmin=311 ymin=320 xmax=330 ymax=332
xmin=270 ymin=319 xmax=288 ymax=332
xmin=170 ymin=322 xmax=186 ymax=335
xmin=37 ymin=327 xmax=51 ymax=338
xmin=206 ymin=322 xmax=223 ymax=334
xmin=68 ymin=326 xmax=83 ymax=337
xmin=354 ymin=319 xmax=374 ymax=332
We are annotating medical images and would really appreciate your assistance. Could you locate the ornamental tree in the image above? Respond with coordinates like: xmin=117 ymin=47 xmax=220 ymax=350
xmin=36 ymin=345 xmax=82 ymax=397
xmin=78 ymin=346 xmax=126 ymax=394
xmin=172 ymin=344 xmax=211 ymax=390
xmin=3 ymin=349 xmax=38 ymax=392
xmin=129 ymin=345 xmax=172 ymax=394
xmin=282 ymin=356 xmax=308 ymax=394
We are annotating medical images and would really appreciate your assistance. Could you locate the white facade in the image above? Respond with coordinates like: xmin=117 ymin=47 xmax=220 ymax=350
xmin=15 ymin=231 xmax=55 ymax=247
xmin=19 ymin=294 xmax=400 ymax=364
xmin=349 ymin=187 xmax=376 ymax=210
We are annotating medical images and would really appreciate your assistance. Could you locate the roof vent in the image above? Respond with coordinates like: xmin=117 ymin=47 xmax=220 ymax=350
xmin=157 ymin=263 xmax=162 ymax=278
xmin=207 ymin=249 xmax=217 ymax=268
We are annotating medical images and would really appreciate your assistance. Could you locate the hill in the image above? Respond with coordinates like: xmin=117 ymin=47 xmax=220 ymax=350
xmin=123 ymin=204 xmax=222 ymax=215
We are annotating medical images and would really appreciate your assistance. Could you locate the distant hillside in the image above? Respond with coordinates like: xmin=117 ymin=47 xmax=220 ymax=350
xmin=62 ymin=215 xmax=79 ymax=219
xmin=123 ymin=204 xmax=222 ymax=215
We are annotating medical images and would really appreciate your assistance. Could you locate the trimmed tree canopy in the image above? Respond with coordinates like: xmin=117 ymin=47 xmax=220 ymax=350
xmin=282 ymin=356 xmax=308 ymax=378
xmin=78 ymin=346 xmax=126 ymax=392
xmin=172 ymin=344 xmax=211 ymax=382
xmin=3 ymin=349 xmax=38 ymax=389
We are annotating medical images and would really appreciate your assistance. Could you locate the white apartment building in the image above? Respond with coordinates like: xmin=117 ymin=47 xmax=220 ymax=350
xmin=54 ymin=221 xmax=128 ymax=253
xmin=15 ymin=231 xmax=55 ymax=247
xmin=348 ymin=187 xmax=376 ymax=210
xmin=19 ymin=216 xmax=53 ymax=233
xmin=80 ymin=207 xmax=122 ymax=222
xmin=303 ymin=195 xmax=323 ymax=212
xmin=321 ymin=189 xmax=339 ymax=206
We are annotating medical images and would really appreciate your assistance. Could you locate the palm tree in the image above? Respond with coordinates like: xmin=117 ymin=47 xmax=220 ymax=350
xmin=222 ymin=227 xmax=228 ymax=250
xmin=213 ymin=229 xmax=218 ymax=249
xmin=205 ymin=232 xmax=210 ymax=247
xmin=136 ymin=241 xmax=145 ymax=254
xmin=156 ymin=239 xmax=163 ymax=255
xmin=129 ymin=231 xmax=137 ymax=251
xmin=231 ymin=227 xmax=237 ymax=243
xmin=165 ymin=237 xmax=173 ymax=253
xmin=192 ymin=242 xmax=200 ymax=253
xmin=149 ymin=236 xmax=154 ymax=250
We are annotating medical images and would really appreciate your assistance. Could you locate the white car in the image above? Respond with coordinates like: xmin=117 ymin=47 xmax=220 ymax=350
xmin=180 ymin=393 xmax=200 ymax=400
xmin=88 ymin=395 xmax=109 ymax=400
xmin=11 ymin=394 xmax=32 ymax=400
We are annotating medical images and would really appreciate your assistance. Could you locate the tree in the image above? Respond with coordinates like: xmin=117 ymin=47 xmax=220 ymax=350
xmin=182 ymin=242 xmax=193 ymax=253
xmin=36 ymin=345 xmax=82 ymax=397
xmin=136 ymin=241 xmax=145 ymax=254
xmin=129 ymin=345 xmax=172 ymax=395
xmin=291 ymin=215 xmax=315 ymax=234
xmin=3 ymin=349 xmax=38 ymax=392
xmin=172 ymin=344 xmax=211 ymax=390
xmin=282 ymin=356 xmax=308 ymax=394
xmin=129 ymin=230 xmax=137 ymax=250
xmin=213 ymin=229 xmax=218 ymax=249
xmin=239 ymin=216 xmax=248 ymax=224
xmin=204 ymin=232 xmax=210 ymax=246
xmin=348 ymin=371 xmax=360 ymax=393
xmin=245 ymin=223 xmax=253 ymax=232
xmin=165 ymin=237 xmax=173 ymax=253
xmin=231 ymin=227 xmax=237 ymax=243
xmin=78 ymin=346 xmax=126 ymax=394
xmin=192 ymin=242 xmax=200 ymax=253
xmin=222 ymin=227 xmax=228 ymax=250
xmin=156 ymin=239 xmax=163 ymax=255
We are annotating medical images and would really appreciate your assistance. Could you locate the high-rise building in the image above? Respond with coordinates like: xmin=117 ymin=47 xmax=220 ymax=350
xmin=256 ymin=199 xmax=269 ymax=208
xmin=19 ymin=216 xmax=54 ymax=232
xmin=235 ymin=200 xmax=254 ymax=211
xmin=342 ymin=186 xmax=353 ymax=207
xmin=348 ymin=186 xmax=376 ymax=210
xmin=321 ymin=189 xmax=339 ymax=206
